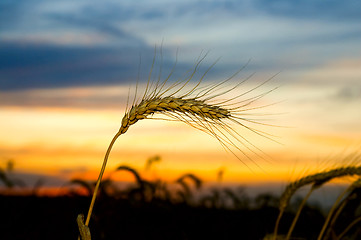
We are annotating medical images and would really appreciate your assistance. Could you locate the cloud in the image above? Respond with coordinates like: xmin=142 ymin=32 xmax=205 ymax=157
xmin=254 ymin=0 xmax=361 ymax=21
xmin=301 ymin=58 xmax=361 ymax=85
xmin=0 ymin=0 xmax=34 ymax=31
xmin=334 ymin=87 xmax=361 ymax=101
xmin=46 ymin=12 xmax=144 ymax=45
xmin=0 ymin=85 xmax=129 ymax=109
xmin=0 ymin=41 xmax=151 ymax=90
xmin=0 ymin=40 xmax=253 ymax=92
xmin=1 ymin=0 xmax=360 ymax=93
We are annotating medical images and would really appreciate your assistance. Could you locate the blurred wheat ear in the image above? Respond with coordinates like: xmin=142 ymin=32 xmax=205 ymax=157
xmin=273 ymin=160 xmax=361 ymax=240
xmin=79 ymin=47 xmax=279 ymax=237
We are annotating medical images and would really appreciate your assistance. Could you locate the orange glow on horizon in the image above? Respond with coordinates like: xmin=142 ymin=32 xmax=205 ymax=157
xmin=1 ymin=78 xmax=360 ymax=188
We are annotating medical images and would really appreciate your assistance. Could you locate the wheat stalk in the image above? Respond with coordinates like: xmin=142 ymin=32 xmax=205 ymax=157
xmin=320 ymin=178 xmax=361 ymax=240
xmin=78 ymin=49 xmax=277 ymax=238
xmin=284 ymin=180 xmax=328 ymax=240
xmin=273 ymin=165 xmax=361 ymax=240
xmin=338 ymin=215 xmax=361 ymax=239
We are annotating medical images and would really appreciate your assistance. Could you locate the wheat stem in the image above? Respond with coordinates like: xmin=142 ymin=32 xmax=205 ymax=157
xmin=321 ymin=178 xmax=361 ymax=239
xmin=285 ymin=186 xmax=314 ymax=240
xmin=317 ymin=186 xmax=349 ymax=240
xmin=84 ymin=131 xmax=122 ymax=226
xmin=273 ymin=209 xmax=284 ymax=240
xmin=337 ymin=215 xmax=361 ymax=239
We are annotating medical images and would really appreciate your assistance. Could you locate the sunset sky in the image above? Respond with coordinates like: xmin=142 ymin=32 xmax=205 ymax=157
xmin=1 ymin=0 xmax=361 ymax=188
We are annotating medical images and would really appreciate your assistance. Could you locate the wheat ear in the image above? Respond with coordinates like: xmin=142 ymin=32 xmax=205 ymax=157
xmin=81 ymin=49 xmax=278 ymax=232
xmin=273 ymin=165 xmax=361 ymax=240
xmin=280 ymin=166 xmax=361 ymax=211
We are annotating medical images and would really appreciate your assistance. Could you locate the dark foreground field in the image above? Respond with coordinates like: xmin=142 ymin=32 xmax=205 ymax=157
xmin=1 ymin=194 xmax=327 ymax=240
